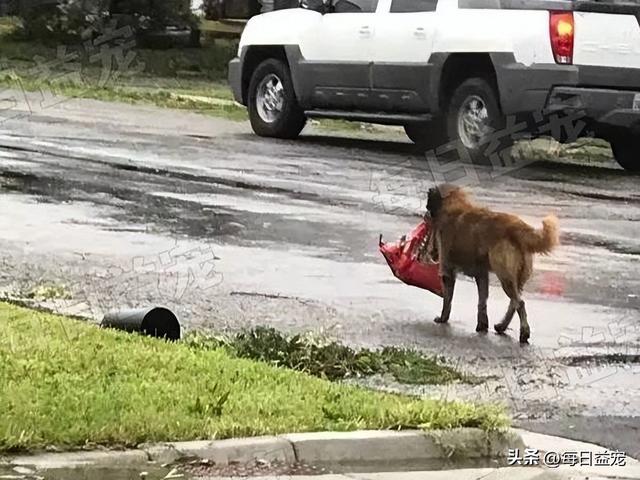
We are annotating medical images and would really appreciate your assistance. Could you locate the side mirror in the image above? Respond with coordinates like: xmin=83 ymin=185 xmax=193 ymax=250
xmin=300 ymin=0 xmax=328 ymax=13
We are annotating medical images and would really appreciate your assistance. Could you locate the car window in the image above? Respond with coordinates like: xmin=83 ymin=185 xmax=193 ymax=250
xmin=332 ymin=0 xmax=378 ymax=13
xmin=390 ymin=0 xmax=437 ymax=12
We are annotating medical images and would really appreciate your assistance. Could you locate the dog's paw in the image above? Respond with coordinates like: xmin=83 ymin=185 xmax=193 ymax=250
xmin=494 ymin=323 xmax=508 ymax=335
xmin=434 ymin=316 xmax=449 ymax=324
xmin=476 ymin=314 xmax=489 ymax=333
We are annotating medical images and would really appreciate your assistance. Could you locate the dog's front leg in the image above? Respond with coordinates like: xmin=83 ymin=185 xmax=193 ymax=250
xmin=475 ymin=271 xmax=489 ymax=332
xmin=435 ymin=267 xmax=456 ymax=324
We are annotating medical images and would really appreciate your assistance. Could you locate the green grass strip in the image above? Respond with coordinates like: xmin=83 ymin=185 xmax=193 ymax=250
xmin=0 ymin=302 xmax=508 ymax=452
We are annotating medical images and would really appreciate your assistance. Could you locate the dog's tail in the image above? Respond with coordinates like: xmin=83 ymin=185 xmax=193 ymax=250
xmin=519 ymin=215 xmax=559 ymax=254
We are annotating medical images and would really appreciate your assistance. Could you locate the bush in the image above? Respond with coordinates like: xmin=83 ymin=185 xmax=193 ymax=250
xmin=17 ymin=0 xmax=110 ymax=42
xmin=17 ymin=0 xmax=198 ymax=43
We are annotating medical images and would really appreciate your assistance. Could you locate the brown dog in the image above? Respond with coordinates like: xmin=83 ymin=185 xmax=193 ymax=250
xmin=425 ymin=184 xmax=559 ymax=344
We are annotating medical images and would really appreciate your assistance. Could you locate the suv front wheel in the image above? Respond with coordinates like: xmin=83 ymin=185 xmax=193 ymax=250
xmin=248 ymin=58 xmax=307 ymax=139
xmin=610 ymin=133 xmax=640 ymax=172
xmin=445 ymin=77 xmax=511 ymax=165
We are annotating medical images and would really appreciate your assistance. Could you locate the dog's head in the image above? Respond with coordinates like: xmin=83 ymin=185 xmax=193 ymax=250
xmin=426 ymin=183 xmax=465 ymax=219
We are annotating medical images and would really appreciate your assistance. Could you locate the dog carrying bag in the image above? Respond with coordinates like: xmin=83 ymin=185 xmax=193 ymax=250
xmin=379 ymin=220 xmax=444 ymax=297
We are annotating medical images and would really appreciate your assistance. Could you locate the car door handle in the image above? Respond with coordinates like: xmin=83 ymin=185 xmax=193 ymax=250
xmin=414 ymin=27 xmax=426 ymax=38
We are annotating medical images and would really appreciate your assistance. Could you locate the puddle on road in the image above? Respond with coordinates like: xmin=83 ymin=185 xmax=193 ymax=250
xmin=0 ymin=158 xmax=379 ymax=262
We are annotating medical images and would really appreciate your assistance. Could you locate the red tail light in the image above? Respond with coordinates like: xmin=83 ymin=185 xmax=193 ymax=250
xmin=550 ymin=11 xmax=574 ymax=64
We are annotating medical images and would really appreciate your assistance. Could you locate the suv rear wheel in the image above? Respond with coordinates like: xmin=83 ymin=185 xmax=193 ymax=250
xmin=610 ymin=133 xmax=640 ymax=172
xmin=445 ymin=77 xmax=511 ymax=165
xmin=248 ymin=58 xmax=307 ymax=139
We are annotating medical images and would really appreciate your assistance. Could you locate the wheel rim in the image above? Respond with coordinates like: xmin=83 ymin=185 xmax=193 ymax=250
xmin=457 ymin=95 xmax=492 ymax=149
xmin=256 ymin=74 xmax=285 ymax=124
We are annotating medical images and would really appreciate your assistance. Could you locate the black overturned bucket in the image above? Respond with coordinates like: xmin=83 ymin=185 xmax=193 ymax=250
xmin=101 ymin=307 xmax=181 ymax=341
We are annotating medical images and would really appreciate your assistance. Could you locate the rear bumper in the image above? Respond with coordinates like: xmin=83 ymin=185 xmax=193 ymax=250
xmin=495 ymin=61 xmax=640 ymax=131
xmin=495 ymin=62 xmax=578 ymax=115
xmin=546 ymin=87 xmax=640 ymax=131
xmin=228 ymin=57 xmax=244 ymax=105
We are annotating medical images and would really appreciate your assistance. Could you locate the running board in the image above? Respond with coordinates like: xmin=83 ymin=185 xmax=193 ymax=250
xmin=305 ymin=110 xmax=433 ymax=126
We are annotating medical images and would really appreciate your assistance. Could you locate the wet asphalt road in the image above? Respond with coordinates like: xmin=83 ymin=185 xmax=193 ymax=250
xmin=0 ymin=92 xmax=639 ymax=459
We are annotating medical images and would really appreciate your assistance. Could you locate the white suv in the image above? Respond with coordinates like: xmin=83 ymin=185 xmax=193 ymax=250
xmin=228 ymin=0 xmax=640 ymax=171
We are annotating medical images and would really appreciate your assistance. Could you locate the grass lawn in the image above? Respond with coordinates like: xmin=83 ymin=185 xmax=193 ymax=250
xmin=0 ymin=17 xmax=248 ymax=120
xmin=0 ymin=17 xmax=405 ymax=137
xmin=0 ymin=302 xmax=509 ymax=453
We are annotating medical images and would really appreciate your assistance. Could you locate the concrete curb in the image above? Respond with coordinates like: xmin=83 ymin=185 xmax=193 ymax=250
xmin=3 ymin=428 xmax=637 ymax=473
xmin=514 ymin=428 xmax=639 ymax=465
xmin=280 ymin=428 xmax=525 ymax=464
xmin=205 ymin=468 xmax=640 ymax=480
xmin=7 ymin=450 xmax=149 ymax=469
xmin=1 ymin=428 xmax=523 ymax=471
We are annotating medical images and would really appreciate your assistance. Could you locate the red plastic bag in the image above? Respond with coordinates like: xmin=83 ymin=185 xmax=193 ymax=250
xmin=379 ymin=220 xmax=443 ymax=297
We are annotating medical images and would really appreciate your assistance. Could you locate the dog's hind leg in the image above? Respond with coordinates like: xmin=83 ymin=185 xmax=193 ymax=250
xmin=435 ymin=269 xmax=456 ymax=324
xmin=475 ymin=271 xmax=489 ymax=332
xmin=515 ymin=254 xmax=533 ymax=344
xmin=519 ymin=254 xmax=533 ymax=292
xmin=517 ymin=299 xmax=530 ymax=344
xmin=494 ymin=278 xmax=519 ymax=335
xmin=490 ymin=244 xmax=524 ymax=338
xmin=494 ymin=278 xmax=530 ymax=343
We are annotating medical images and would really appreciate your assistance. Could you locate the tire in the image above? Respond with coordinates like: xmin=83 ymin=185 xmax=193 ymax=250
xmin=610 ymin=133 xmax=640 ymax=172
xmin=444 ymin=77 xmax=511 ymax=165
xmin=404 ymin=120 xmax=446 ymax=151
xmin=248 ymin=58 xmax=306 ymax=139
